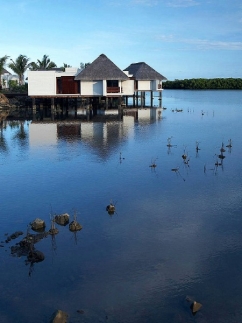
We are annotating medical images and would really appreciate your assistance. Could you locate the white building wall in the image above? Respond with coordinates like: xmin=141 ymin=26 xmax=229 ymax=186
xmin=138 ymin=81 xmax=151 ymax=91
xmin=28 ymin=71 xmax=57 ymax=96
xmin=151 ymin=80 xmax=162 ymax=91
xmin=28 ymin=69 xmax=80 ymax=96
xmin=103 ymin=80 xmax=107 ymax=96
xmin=121 ymin=79 xmax=134 ymax=95
xmin=151 ymin=80 xmax=157 ymax=91
xmin=65 ymin=67 xmax=80 ymax=74
xmin=81 ymin=81 xmax=103 ymax=96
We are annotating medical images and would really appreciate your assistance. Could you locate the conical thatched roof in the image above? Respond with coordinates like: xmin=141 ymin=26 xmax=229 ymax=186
xmin=124 ymin=62 xmax=167 ymax=81
xmin=75 ymin=54 xmax=129 ymax=81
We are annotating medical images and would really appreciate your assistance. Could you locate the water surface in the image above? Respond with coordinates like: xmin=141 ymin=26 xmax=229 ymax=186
xmin=0 ymin=90 xmax=242 ymax=322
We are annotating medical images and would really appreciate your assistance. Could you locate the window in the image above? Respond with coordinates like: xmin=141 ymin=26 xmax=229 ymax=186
xmin=107 ymin=80 xmax=118 ymax=87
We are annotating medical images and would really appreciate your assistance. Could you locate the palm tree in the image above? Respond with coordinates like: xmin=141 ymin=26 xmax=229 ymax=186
xmin=8 ymin=55 xmax=30 ymax=85
xmin=80 ymin=62 xmax=91 ymax=70
xmin=0 ymin=55 xmax=9 ymax=89
xmin=29 ymin=54 xmax=57 ymax=70
xmin=61 ymin=63 xmax=72 ymax=71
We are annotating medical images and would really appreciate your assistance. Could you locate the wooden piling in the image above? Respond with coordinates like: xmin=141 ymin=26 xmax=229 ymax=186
xmin=159 ymin=91 xmax=162 ymax=108
xmin=150 ymin=91 xmax=153 ymax=107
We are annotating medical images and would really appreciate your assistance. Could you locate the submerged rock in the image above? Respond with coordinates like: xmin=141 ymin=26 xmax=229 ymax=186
xmin=49 ymin=228 xmax=59 ymax=235
xmin=27 ymin=250 xmax=45 ymax=263
xmin=10 ymin=231 xmax=49 ymax=258
xmin=4 ymin=231 xmax=23 ymax=243
xmin=77 ymin=309 xmax=85 ymax=314
xmin=24 ymin=232 xmax=49 ymax=244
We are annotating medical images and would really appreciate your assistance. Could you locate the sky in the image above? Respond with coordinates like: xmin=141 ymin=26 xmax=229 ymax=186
xmin=1 ymin=0 xmax=242 ymax=80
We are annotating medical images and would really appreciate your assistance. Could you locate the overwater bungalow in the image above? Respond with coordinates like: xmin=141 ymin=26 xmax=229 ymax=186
xmin=27 ymin=54 xmax=167 ymax=118
xmin=124 ymin=61 xmax=167 ymax=107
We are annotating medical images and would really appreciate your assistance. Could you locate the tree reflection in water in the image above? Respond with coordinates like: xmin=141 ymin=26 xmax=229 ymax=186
xmin=0 ymin=114 xmax=8 ymax=152
xmin=12 ymin=121 xmax=28 ymax=147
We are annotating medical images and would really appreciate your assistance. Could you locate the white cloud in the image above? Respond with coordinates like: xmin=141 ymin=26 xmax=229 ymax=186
xmin=130 ymin=0 xmax=159 ymax=6
xmin=130 ymin=0 xmax=199 ymax=6
xmin=157 ymin=35 xmax=242 ymax=50
xmin=167 ymin=0 xmax=199 ymax=7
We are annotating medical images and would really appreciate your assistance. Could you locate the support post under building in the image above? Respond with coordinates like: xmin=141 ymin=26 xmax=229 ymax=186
xmin=159 ymin=91 xmax=162 ymax=108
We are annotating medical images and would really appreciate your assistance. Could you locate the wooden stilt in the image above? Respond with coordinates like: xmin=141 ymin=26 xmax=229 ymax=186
xmin=141 ymin=91 xmax=144 ymax=108
xmin=118 ymin=97 xmax=122 ymax=120
xmin=159 ymin=91 xmax=162 ymax=108
xmin=51 ymin=98 xmax=55 ymax=121
xmin=32 ymin=98 xmax=36 ymax=120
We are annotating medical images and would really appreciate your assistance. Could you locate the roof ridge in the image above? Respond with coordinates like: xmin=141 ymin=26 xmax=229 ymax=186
xmin=75 ymin=54 xmax=129 ymax=81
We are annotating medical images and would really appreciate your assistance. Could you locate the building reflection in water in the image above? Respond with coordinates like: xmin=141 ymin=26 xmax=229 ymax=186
xmin=28 ymin=108 xmax=162 ymax=158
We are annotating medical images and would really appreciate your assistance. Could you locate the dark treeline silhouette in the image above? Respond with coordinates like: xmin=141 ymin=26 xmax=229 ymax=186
xmin=163 ymin=78 xmax=242 ymax=90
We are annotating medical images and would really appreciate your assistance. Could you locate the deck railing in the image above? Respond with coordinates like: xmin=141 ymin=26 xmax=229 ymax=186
xmin=107 ymin=87 xmax=120 ymax=93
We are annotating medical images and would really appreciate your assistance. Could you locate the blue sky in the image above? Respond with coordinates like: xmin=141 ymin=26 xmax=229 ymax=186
xmin=1 ymin=0 xmax=242 ymax=80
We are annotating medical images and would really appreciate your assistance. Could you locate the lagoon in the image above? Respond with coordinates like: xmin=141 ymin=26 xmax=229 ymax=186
xmin=0 ymin=90 xmax=242 ymax=322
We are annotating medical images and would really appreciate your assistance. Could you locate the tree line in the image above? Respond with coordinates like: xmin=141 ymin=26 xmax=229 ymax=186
xmin=163 ymin=78 xmax=242 ymax=90
xmin=0 ymin=54 xmax=90 ymax=89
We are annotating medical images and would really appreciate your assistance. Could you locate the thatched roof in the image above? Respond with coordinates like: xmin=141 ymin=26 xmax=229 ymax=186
xmin=124 ymin=62 xmax=167 ymax=81
xmin=75 ymin=54 xmax=129 ymax=81
xmin=2 ymin=68 xmax=11 ymax=75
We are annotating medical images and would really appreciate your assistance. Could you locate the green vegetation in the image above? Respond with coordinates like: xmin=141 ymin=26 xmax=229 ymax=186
xmin=0 ymin=55 xmax=9 ymax=89
xmin=163 ymin=78 xmax=242 ymax=90
xmin=1 ymin=83 xmax=28 ymax=93
xmin=8 ymin=55 xmax=31 ymax=85
xmin=29 ymin=54 xmax=57 ymax=71
xmin=61 ymin=63 xmax=72 ymax=71
xmin=80 ymin=62 xmax=91 ymax=70
xmin=9 ymin=82 xmax=27 ymax=93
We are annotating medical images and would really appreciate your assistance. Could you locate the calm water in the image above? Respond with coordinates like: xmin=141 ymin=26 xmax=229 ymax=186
xmin=0 ymin=90 xmax=242 ymax=323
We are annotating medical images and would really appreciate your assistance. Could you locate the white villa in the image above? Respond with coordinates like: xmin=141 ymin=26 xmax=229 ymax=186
xmin=1 ymin=68 xmax=19 ymax=89
xmin=28 ymin=54 xmax=167 ymax=107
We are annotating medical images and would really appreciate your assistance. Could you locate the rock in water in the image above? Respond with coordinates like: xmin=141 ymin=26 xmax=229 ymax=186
xmin=49 ymin=228 xmax=59 ymax=235
xmin=106 ymin=204 xmax=115 ymax=215
xmin=0 ymin=93 xmax=9 ymax=106
xmin=31 ymin=218 xmax=46 ymax=231
xmin=192 ymin=301 xmax=202 ymax=313
xmin=50 ymin=309 xmax=68 ymax=323
xmin=55 ymin=213 xmax=70 ymax=226
xmin=69 ymin=221 xmax=82 ymax=232
xmin=27 ymin=250 xmax=45 ymax=263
